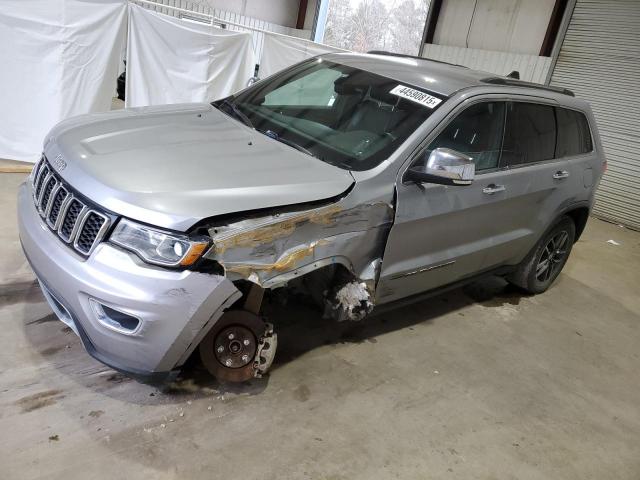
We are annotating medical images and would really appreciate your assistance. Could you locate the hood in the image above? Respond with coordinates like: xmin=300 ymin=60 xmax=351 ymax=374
xmin=44 ymin=103 xmax=354 ymax=231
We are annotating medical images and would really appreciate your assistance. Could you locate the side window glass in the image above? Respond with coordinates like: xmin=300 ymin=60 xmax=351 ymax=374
xmin=555 ymin=107 xmax=593 ymax=157
xmin=417 ymin=102 xmax=505 ymax=171
xmin=502 ymin=102 xmax=556 ymax=166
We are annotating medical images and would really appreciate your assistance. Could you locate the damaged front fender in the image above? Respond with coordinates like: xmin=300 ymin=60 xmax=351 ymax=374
xmin=204 ymin=199 xmax=394 ymax=299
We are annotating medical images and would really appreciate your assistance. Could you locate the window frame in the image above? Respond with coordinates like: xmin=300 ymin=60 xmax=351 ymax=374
xmin=499 ymin=100 xmax=559 ymax=169
xmin=499 ymin=101 xmax=597 ymax=169
xmin=403 ymin=96 xmax=510 ymax=182
xmin=553 ymin=106 xmax=595 ymax=159
xmin=401 ymin=95 xmax=597 ymax=184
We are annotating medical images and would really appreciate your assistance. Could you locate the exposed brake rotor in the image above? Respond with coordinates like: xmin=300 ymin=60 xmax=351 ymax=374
xmin=199 ymin=310 xmax=277 ymax=382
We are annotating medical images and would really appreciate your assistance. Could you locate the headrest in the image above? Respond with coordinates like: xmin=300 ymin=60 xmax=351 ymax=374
xmin=334 ymin=76 xmax=365 ymax=95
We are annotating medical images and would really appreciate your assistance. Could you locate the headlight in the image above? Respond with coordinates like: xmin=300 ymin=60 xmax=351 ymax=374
xmin=110 ymin=218 xmax=210 ymax=267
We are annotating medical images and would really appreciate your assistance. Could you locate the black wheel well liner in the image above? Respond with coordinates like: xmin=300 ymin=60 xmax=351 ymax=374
xmin=564 ymin=206 xmax=590 ymax=241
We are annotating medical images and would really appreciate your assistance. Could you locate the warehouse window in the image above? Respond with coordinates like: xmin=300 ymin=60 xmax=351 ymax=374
xmin=318 ymin=0 xmax=429 ymax=56
xmin=555 ymin=108 xmax=593 ymax=157
xmin=502 ymin=102 xmax=556 ymax=166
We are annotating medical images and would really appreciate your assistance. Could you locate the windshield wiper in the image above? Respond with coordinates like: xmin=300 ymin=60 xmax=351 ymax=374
xmin=260 ymin=129 xmax=316 ymax=158
xmin=217 ymin=99 xmax=254 ymax=129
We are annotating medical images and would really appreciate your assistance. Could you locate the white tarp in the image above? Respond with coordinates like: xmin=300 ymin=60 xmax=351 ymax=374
xmin=259 ymin=33 xmax=346 ymax=79
xmin=0 ymin=0 xmax=127 ymax=162
xmin=126 ymin=5 xmax=255 ymax=108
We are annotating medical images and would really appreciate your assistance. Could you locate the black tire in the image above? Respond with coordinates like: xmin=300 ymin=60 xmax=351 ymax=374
xmin=507 ymin=216 xmax=576 ymax=294
xmin=117 ymin=72 xmax=126 ymax=101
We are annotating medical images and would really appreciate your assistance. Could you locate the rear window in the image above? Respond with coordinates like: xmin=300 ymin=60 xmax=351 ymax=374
xmin=555 ymin=107 xmax=593 ymax=157
xmin=502 ymin=102 xmax=556 ymax=166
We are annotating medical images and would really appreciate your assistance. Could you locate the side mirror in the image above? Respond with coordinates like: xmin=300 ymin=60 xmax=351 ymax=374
xmin=405 ymin=147 xmax=475 ymax=186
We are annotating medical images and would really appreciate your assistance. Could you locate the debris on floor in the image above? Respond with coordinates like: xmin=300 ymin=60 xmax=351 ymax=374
xmin=606 ymin=239 xmax=621 ymax=246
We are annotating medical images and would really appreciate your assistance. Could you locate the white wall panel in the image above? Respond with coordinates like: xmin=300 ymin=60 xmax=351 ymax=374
xmin=260 ymin=33 xmax=345 ymax=78
xmin=0 ymin=0 xmax=127 ymax=162
xmin=434 ymin=0 xmax=555 ymax=55
xmin=126 ymin=5 xmax=255 ymax=107
xmin=145 ymin=0 xmax=311 ymax=61
xmin=422 ymin=44 xmax=552 ymax=83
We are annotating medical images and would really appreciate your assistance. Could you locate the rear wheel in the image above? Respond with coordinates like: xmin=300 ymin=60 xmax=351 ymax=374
xmin=507 ymin=216 xmax=575 ymax=294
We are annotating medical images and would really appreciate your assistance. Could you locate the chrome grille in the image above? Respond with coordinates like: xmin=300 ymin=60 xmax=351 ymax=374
xmin=34 ymin=164 xmax=50 ymax=199
xmin=59 ymin=199 xmax=84 ymax=242
xmin=47 ymin=186 xmax=69 ymax=228
xmin=75 ymin=212 xmax=108 ymax=254
xmin=39 ymin=176 xmax=57 ymax=214
xmin=31 ymin=156 xmax=110 ymax=257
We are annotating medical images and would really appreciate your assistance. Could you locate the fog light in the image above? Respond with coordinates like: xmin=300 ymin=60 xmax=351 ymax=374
xmin=89 ymin=299 xmax=141 ymax=335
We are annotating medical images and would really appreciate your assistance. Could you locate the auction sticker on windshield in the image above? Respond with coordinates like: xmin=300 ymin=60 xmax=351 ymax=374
xmin=389 ymin=85 xmax=442 ymax=109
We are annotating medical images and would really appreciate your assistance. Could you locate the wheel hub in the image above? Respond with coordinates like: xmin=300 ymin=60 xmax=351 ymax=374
xmin=214 ymin=325 xmax=256 ymax=369
xmin=199 ymin=310 xmax=276 ymax=383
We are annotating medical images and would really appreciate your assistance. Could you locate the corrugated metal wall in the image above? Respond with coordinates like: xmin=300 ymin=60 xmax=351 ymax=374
xmin=138 ymin=0 xmax=310 ymax=61
xmin=549 ymin=0 xmax=640 ymax=229
xmin=422 ymin=44 xmax=552 ymax=84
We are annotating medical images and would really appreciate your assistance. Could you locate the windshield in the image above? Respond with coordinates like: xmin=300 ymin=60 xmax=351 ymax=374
xmin=218 ymin=59 xmax=445 ymax=171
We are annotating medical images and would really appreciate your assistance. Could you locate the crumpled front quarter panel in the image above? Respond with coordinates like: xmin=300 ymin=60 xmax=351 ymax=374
xmin=206 ymin=197 xmax=395 ymax=288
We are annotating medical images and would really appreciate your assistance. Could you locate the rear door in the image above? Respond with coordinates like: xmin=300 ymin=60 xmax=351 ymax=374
xmin=377 ymin=99 xmax=516 ymax=303
xmin=555 ymin=106 xmax=598 ymax=204
xmin=493 ymin=100 xmax=572 ymax=265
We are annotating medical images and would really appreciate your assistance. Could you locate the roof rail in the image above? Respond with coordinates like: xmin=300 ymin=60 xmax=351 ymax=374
xmin=366 ymin=50 xmax=468 ymax=69
xmin=481 ymin=77 xmax=575 ymax=97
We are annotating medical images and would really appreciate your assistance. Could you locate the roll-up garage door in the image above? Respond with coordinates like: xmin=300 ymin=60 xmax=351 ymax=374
xmin=549 ymin=0 xmax=640 ymax=229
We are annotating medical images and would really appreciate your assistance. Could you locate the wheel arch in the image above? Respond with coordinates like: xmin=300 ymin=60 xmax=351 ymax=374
xmin=563 ymin=206 xmax=590 ymax=241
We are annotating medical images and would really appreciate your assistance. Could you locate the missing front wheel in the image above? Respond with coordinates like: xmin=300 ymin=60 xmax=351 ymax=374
xmin=199 ymin=310 xmax=277 ymax=382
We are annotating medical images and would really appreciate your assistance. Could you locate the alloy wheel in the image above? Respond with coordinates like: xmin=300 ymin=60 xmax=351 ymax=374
xmin=535 ymin=230 xmax=570 ymax=283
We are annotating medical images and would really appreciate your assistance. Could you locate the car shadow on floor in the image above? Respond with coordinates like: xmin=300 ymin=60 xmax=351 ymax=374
xmin=19 ymin=275 xmax=528 ymax=402
xmin=263 ymin=275 xmax=525 ymax=371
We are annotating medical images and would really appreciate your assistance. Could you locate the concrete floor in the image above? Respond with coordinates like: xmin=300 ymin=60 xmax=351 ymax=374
xmin=1 ymin=172 xmax=639 ymax=480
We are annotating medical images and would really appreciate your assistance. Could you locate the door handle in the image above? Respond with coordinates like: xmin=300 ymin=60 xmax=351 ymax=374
xmin=553 ymin=170 xmax=570 ymax=179
xmin=482 ymin=184 xmax=506 ymax=195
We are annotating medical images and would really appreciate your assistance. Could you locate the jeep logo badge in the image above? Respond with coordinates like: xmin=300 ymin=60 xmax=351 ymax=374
xmin=52 ymin=154 xmax=66 ymax=171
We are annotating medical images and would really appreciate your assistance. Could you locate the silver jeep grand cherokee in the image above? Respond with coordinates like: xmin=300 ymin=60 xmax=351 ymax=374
xmin=18 ymin=52 xmax=604 ymax=383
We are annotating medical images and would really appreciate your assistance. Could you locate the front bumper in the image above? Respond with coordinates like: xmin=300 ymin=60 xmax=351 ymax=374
xmin=17 ymin=182 xmax=240 ymax=382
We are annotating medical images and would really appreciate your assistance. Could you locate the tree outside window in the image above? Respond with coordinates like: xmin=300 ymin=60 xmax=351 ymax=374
xmin=322 ymin=0 xmax=429 ymax=56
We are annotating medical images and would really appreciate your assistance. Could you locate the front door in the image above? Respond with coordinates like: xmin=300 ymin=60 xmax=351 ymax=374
xmin=377 ymin=100 xmax=514 ymax=304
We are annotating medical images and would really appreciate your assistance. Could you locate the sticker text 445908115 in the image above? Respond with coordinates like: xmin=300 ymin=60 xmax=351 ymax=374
xmin=389 ymin=85 xmax=442 ymax=109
